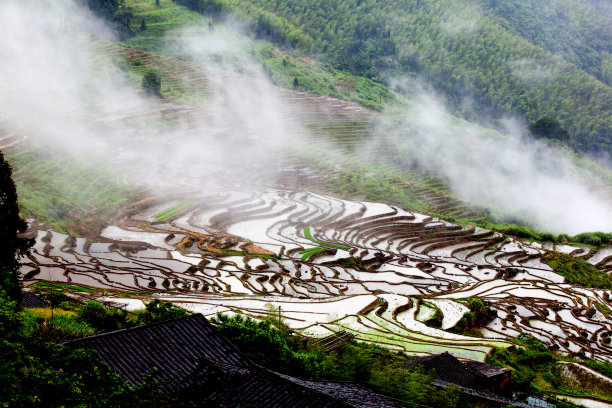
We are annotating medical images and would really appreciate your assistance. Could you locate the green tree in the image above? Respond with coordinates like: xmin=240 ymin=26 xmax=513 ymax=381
xmin=78 ymin=300 xmax=132 ymax=332
xmin=142 ymin=69 xmax=163 ymax=96
xmin=114 ymin=5 xmax=135 ymax=41
xmin=136 ymin=299 xmax=189 ymax=324
xmin=528 ymin=116 xmax=570 ymax=142
xmin=0 ymin=151 xmax=33 ymax=303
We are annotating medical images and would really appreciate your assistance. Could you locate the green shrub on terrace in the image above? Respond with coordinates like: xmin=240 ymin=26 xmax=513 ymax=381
xmin=498 ymin=224 xmax=543 ymax=240
xmin=542 ymin=252 xmax=611 ymax=288
xmin=452 ymin=298 xmax=495 ymax=335
xmin=135 ymin=299 xmax=190 ymax=324
xmin=597 ymin=303 xmax=612 ymax=315
xmin=212 ymin=313 xmax=468 ymax=407
xmin=211 ymin=312 xmax=321 ymax=377
xmin=77 ymin=301 xmax=133 ymax=333
xmin=571 ymin=232 xmax=612 ymax=247
xmin=487 ymin=333 xmax=557 ymax=394
xmin=142 ymin=68 xmax=163 ymax=96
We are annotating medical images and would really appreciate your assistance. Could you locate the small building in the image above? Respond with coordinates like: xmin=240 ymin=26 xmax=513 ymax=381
xmin=466 ymin=360 xmax=512 ymax=395
xmin=62 ymin=314 xmax=403 ymax=408
xmin=405 ymin=352 xmax=530 ymax=407
xmin=406 ymin=352 xmax=511 ymax=395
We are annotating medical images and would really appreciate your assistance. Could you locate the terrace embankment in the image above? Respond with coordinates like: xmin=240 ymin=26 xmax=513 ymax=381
xmin=19 ymin=186 xmax=612 ymax=363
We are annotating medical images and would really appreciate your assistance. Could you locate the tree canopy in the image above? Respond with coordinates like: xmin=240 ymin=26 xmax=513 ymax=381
xmin=0 ymin=151 xmax=32 ymax=303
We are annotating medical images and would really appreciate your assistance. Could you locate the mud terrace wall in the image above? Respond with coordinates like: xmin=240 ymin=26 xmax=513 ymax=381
xmin=20 ymin=187 xmax=612 ymax=362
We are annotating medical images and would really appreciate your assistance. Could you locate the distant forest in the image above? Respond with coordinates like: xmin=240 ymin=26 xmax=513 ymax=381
xmin=172 ymin=0 xmax=611 ymax=155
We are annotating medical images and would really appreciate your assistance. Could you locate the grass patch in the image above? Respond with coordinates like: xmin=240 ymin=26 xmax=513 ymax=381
xmin=542 ymin=252 xmax=611 ymax=289
xmin=304 ymin=226 xmax=350 ymax=250
xmin=597 ymin=303 xmax=612 ymax=314
xmin=8 ymin=146 xmax=134 ymax=236
xmin=298 ymin=247 xmax=327 ymax=260
xmin=20 ymin=308 xmax=96 ymax=343
xmin=33 ymin=282 xmax=97 ymax=293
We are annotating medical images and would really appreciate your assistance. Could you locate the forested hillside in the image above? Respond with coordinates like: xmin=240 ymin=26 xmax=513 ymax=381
xmin=483 ymin=0 xmax=612 ymax=85
xmin=176 ymin=0 xmax=611 ymax=155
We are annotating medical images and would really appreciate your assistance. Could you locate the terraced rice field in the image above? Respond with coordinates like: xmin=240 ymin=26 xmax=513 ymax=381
xmin=19 ymin=185 xmax=612 ymax=362
xmin=5 ymin=32 xmax=612 ymax=364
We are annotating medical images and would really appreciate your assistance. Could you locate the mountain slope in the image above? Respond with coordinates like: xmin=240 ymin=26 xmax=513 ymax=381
xmin=176 ymin=0 xmax=612 ymax=155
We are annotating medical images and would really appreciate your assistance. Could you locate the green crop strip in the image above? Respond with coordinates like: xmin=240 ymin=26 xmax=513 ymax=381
xmin=33 ymin=281 xmax=97 ymax=293
xmin=154 ymin=201 xmax=196 ymax=222
xmin=303 ymin=226 xmax=350 ymax=250
xmin=298 ymin=247 xmax=327 ymax=260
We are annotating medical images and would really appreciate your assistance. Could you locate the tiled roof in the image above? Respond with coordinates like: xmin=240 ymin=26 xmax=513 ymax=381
xmin=62 ymin=314 xmax=420 ymax=407
xmin=433 ymin=380 xmax=531 ymax=408
xmin=406 ymin=352 xmax=485 ymax=388
xmin=465 ymin=361 xmax=509 ymax=378
xmin=207 ymin=368 xmax=352 ymax=408
xmin=278 ymin=374 xmax=404 ymax=408
xmin=61 ymin=314 xmax=249 ymax=393
xmin=21 ymin=291 xmax=49 ymax=308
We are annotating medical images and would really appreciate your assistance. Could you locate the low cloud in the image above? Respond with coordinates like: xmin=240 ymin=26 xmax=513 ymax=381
xmin=367 ymin=83 xmax=612 ymax=234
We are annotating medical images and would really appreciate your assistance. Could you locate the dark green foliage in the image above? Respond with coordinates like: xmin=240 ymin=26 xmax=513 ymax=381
xmin=78 ymin=300 xmax=132 ymax=332
xmin=453 ymin=298 xmax=495 ymax=333
xmin=211 ymin=313 xmax=320 ymax=377
xmin=78 ymin=299 xmax=189 ymax=332
xmin=140 ymin=17 xmax=147 ymax=31
xmin=80 ymin=0 xmax=120 ymax=21
xmin=529 ymin=117 xmax=570 ymax=142
xmin=0 ymin=151 xmax=33 ymax=303
xmin=142 ymin=69 xmax=163 ymax=96
xmin=487 ymin=333 xmax=557 ymax=394
xmin=136 ymin=299 xmax=190 ymax=324
xmin=212 ymin=313 xmax=468 ymax=407
xmin=0 ymin=294 xmax=190 ymax=407
xmin=485 ymin=0 xmax=612 ymax=85
xmin=542 ymin=252 xmax=612 ymax=288
xmin=182 ymin=0 xmax=611 ymax=154
xmin=115 ymin=5 xmax=135 ymax=40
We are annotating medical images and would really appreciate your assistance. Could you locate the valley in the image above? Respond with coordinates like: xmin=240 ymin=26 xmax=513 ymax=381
xmin=2 ymin=0 xmax=612 ymax=405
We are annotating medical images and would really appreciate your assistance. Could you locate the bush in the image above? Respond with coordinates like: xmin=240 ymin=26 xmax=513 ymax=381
xmin=142 ymin=69 xmax=162 ymax=96
xmin=571 ymin=232 xmax=612 ymax=247
xmin=542 ymin=252 xmax=611 ymax=288
xmin=487 ymin=333 xmax=555 ymax=394
xmin=77 ymin=300 xmax=131 ymax=332
xmin=135 ymin=299 xmax=189 ymax=324
xmin=211 ymin=313 xmax=320 ymax=377
xmin=452 ymin=298 xmax=495 ymax=333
